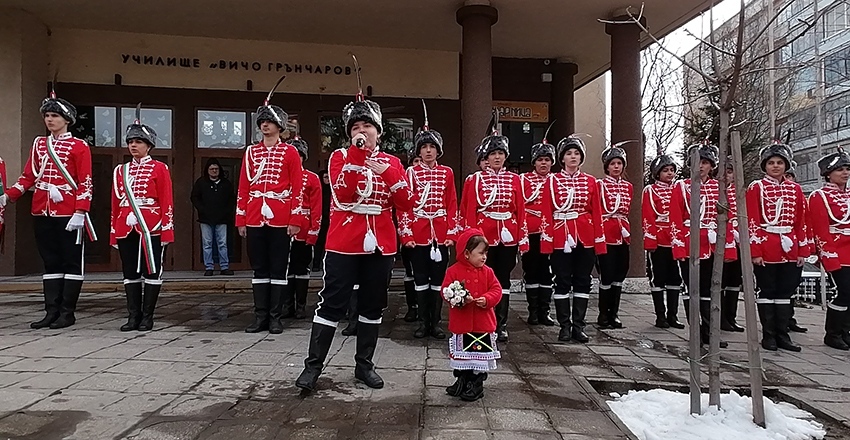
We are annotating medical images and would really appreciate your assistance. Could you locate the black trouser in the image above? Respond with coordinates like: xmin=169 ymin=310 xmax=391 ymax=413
xmin=288 ymin=240 xmax=313 ymax=278
xmin=754 ymin=262 xmax=797 ymax=302
xmin=522 ymin=234 xmax=553 ymax=318
xmin=117 ymin=232 xmax=165 ymax=282
xmin=828 ymin=267 xmax=850 ymax=309
xmin=648 ymin=246 xmax=683 ymax=321
xmin=246 ymin=226 xmax=292 ymax=285
xmin=34 ymin=216 xmax=83 ymax=278
xmin=486 ymin=244 xmax=518 ymax=331
xmin=314 ymin=252 xmax=395 ymax=324
xmin=680 ymin=257 xmax=715 ymax=335
xmin=409 ymin=244 xmax=449 ymax=293
xmin=551 ymin=244 xmax=596 ymax=330
xmin=598 ymin=244 xmax=629 ymax=288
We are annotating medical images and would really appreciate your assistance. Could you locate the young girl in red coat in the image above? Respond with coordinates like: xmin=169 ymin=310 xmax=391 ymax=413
xmin=442 ymin=228 xmax=503 ymax=402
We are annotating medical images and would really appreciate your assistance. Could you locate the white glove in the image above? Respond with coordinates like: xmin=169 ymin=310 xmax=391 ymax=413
xmin=65 ymin=212 xmax=86 ymax=232
xmin=0 ymin=194 xmax=7 ymax=208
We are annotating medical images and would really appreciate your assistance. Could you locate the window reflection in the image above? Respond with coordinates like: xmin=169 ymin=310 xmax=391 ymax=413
xmin=320 ymin=116 xmax=413 ymax=156
xmin=121 ymin=107 xmax=173 ymax=149
xmin=73 ymin=106 xmax=117 ymax=147
xmin=198 ymin=111 xmax=246 ymax=149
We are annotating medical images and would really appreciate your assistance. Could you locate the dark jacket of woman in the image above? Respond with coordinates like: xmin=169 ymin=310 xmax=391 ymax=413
xmin=191 ymin=158 xmax=235 ymax=225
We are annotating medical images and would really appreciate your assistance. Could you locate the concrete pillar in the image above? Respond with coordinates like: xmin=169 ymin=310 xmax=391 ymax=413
xmin=606 ymin=17 xmax=645 ymax=277
xmin=549 ymin=61 xmax=578 ymax=142
xmin=0 ymin=8 xmax=49 ymax=275
xmin=456 ymin=2 xmax=498 ymax=178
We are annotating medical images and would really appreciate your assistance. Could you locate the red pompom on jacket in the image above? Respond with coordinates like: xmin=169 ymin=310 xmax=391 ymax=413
xmin=460 ymin=168 xmax=529 ymax=253
xmin=746 ymin=176 xmax=809 ymax=264
xmin=539 ymin=170 xmax=607 ymax=255
xmin=521 ymin=171 xmax=549 ymax=235
xmin=669 ymin=178 xmax=736 ymax=261
xmin=295 ymin=169 xmax=322 ymax=245
xmin=110 ymin=155 xmax=175 ymax=246
xmin=599 ymin=175 xmax=633 ymax=246
xmin=326 ymin=145 xmax=415 ymax=255
xmin=442 ymin=228 xmax=503 ymax=335
xmin=235 ymin=141 xmax=304 ymax=228
xmin=7 ymin=133 xmax=93 ymax=217
xmin=808 ymin=183 xmax=850 ymax=272
xmin=398 ymin=162 xmax=459 ymax=245
xmin=642 ymin=180 xmax=676 ymax=250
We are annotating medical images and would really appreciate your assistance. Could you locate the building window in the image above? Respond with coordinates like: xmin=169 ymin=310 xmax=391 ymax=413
xmin=250 ymin=112 xmax=299 ymax=144
xmin=319 ymin=116 xmax=413 ymax=157
xmin=121 ymin=107 xmax=173 ymax=149
xmin=822 ymin=3 xmax=849 ymax=41
xmin=73 ymin=106 xmax=118 ymax=147
xmin=198 ymin=110 xmax=246 ymax=148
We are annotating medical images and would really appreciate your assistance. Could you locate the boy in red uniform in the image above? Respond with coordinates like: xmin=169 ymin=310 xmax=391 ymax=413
xmin=442 ymin=228 xmax=502 ymax=402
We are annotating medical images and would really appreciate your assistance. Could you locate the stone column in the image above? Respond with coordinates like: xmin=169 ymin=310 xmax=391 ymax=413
xmin=549 ymin=61 xmax=578 ymax=144
xmin=0 ymin=8 xmax=49 ymax=275
xmin=606 ymin=17 xmax=645 ymax=277
xmin=456 ymin=2 xmax=498 ymax=178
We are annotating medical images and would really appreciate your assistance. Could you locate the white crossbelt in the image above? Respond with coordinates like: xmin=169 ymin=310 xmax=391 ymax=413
xmin=526 ymin=209 xmax=542 ymax=217
xmin=683 ymin=220 xmax=716 ymax=228
xmin=763 ymin=225 xmax=792 ymax=234
xmin=249 ymin=189 xmax=291 ymax=200
xmin=352 ymin=204 xmax=383 ymax=215
xmin=35 ymin=182 xmax=72 ymax=192
xmin=482 ymin=211 xmax=512 ymax=221
xmin=119 ymin=198 xmax=156 ymax=207
xmin=553 ymin=211 xmax=579 ymax=221
xmin=414 ymin=208 xmax=447 ymax=219
xmin=830 ymin=226 xmax=850 ymax=236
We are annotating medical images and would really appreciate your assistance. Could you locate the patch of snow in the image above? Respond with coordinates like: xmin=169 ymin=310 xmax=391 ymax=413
xmin=608 ymin=389 xmax=826 ymax=440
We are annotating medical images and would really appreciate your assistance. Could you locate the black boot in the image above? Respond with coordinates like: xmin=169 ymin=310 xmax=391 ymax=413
xmin=120 ymin=282 xmax=143 ymax=331
xmin=775 ymin=301 xmax=801 ymax=352
xmin=682 ymin=297 xmax=691 ymax=324
xmin=280 ymin=280 xmax=296 ymax=319
xmin=342 ymin=289 xmax=358 ymax=336
xmin=526 ymin=287 xmax=540 ymax=325
xmin=824 ymin=307 xmax=850 ymax=351
xmin=537 ymin=286 xmax=556 ymax=326
xmin=554 ymin=298 xmax=571 ymax=341
xmin=245 ymin=283 xmax=270 ymax=333
xmin=446 ymin=369 xmax=471 ymax=396
xmin=50 ymin=279 xmax=83 ymax=329
xmin=459 ymin=372 xmax=486 ymax=402
xmin=295 ymin=322 xmax=337 ymax=392
xmin=666 ymin=288 xmax=685 ymax=329
xmin=414 ymin=290 xmax=429 ymax=338
xmin=495 ymin=293 xmax=509 ymax=342
xmin=294 ymin=278 xmax=309 ymax=319
xmin=403 ymin=280 xmax=418 ymax=322
xmin=596 ymin=287 xmax=612 ymax=329
xmin=788 ymin=304 xmax=808 ymax=333
xmin=31 ymin=277 xmax=63 ymax=329
xmin=429 ymin=292 xmax=446 ymax=339
xmin=721 ymin=290 xmax=744 ymax=332
xmin=354 ymin=322 xmax=384 ymax=389
xmin=652 ymin=291 xmax=670 ymax=328
xmin=137 ymin=283 xmax=162 ymax=331
xmin=571 ymin=296 xmax=590 ymax=343
xmin=698 ymin=298 xmax=727 ymax=348
xmin=268 ymin=283 xmax=287 ymax=334
xmin=758 ymin=301 xmax=778 ymax=351
xmin=609 ymin=285 xmax=624 ymax=329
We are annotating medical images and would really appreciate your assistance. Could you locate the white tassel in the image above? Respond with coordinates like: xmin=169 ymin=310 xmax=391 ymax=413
xmin=780 ymin=235 xmax=793 ymax=253
xmin=567 ymin=234 xmax=576 ymax=248
xmin=733 ymin=229 xmax=740 ymax=244
xmin=707 ymin=229 xmax=717 ymax=244
xmin=500 ymin=226 xmax=514 ymax=243
xmin=563 ymin=243 xmax=573 ymax=253
xmin=430 ymin=246 xmax=442 ymax=262
xmin=126 ymin=212 xmax=138 ymax=227
xmin=48 ymin=184 xmax=63 ymax=203
xmin=261 ymin=200 xmax=274 ymax=219
xmin=363 ymin=230 xmax=377 ymax=253
xmin=621 ymin=227 xmax=630 ymax=239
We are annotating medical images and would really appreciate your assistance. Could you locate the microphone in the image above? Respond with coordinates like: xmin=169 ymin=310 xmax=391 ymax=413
xmin=354 ymin=133 xmax=366 ymax=148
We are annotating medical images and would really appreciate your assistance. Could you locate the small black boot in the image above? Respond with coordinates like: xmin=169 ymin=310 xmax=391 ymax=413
xmin=294 ymin=278 xmax=309 ymax=319
xmin=554 ymin=298 xmax=571 ymax=341
xmin=445 ymin=369 xmax=471 ymax=396
xmin=824 ymin=307 xmax=850 ymax=351
xmin=609 ymin=285 xmax=624 ymax=329
xmin=31 ymin=277 xmax=63 ymax=329
xmin=652 ymin=291 xmax=670 ymax=328
xmin=698 ymin=298 xmax=727 ymax=348
xmin=50 ymin=279 xmax=83 ymax=329
xmin=526 ymin=287 xmax=540 ymax=325
xmin=280 ymin=280 xmax=296 ymax=319
xmin=459 ymin=372 xmax=487 ymax=402
xmin=245 ymin=283 xmax=271 ymax=333
xmin=666 ymin=288 xmax=685 ymax=329
xmin=789 ymin=302 xmax=808 ymax=333
xmin=429 ymin=292 xmax=446 ymax=339
xmin=571 ymin=296 xmax=590 ymax=343
xmin=758 ymin=301 xmax=778 ymax=351
xmin=775 ymin=301 xmax=801 ymax=352
xmin=268 ymin=283 xmax=287 ymax=334
xmin=596 ymin=287 xmax=612 ymax=329
xmin=295 ymin=322 xmax=337 ymax=392
xmin=721 ymin=289 xmax=745 ymax=332
xmin=354 ymin=322 xmax=384 ymax=389
xmin=403 ymin=279 xmax=418 ymax=322
xmin=120 ymin=281 xmax=143 ymax=331
xmin=537 ymin=286 xmax=556 ymax=326
xmin=414 ymin=290 xmax=429 ymax=338
xmin=342 ymin=289 xmax=358 ymax=336
xmin=137 ymin=282 xmax=161 ymax=331
xmin=495 ymin=293 xmax=509 ymax=342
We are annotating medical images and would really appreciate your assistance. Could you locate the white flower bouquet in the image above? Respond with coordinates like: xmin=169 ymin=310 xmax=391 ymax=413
xmin=442 ymin=281 xmax=472 ymax=308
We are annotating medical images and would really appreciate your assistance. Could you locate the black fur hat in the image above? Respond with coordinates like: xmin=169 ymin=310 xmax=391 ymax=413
xmin=786 ymin=160 xmax=798 ymax=178
xmin=40 ymin=85 xmax=77 ymax=126
xmin=475 ymin=110 xmax=509 ymax=158
xmin=759 ymin=142 xmax=793 ymax=172
xmin=530 ymin=121 xmax=556 ymax=164
xmin=649 ymin=154 xmax=677 ymax=180
xmin=686 ymin=142 xmax=719 ymax=169
xmin=819 ymin=147 xmax=850 ymax=176
xmin=290 ymin=136 xmax=308 ymax=161
xmin=556 ymin=135 xmax=586 ymax=165
xmin=412 ymin=100 xmax=443 ymax=158
xmin=256 ymin=76 xmax=289 ymax=130
xmin=125 ymin=103 xmax=157 ymax=148
xmin=602 ymin=140 xmax=634 ymax=174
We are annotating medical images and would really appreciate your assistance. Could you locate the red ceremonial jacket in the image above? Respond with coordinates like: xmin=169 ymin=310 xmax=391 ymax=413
xmin=521 ymin=171 xmax=549 ymax=235
xmin=295 ymin=169 xmax=322 ymax=245
xmin=599 ymin=176 xmax=633 ymax=246
xmin=746 ymin=176 xmax=809 ymax=264
xmin=539 ymin=170 xmax=607 ymax=255
xmin=443 ymin=228 xmax=502 ymax=334
xmin=235 ymin=140 xmax=304 ymax=228
xmin=460 ymin=168 xmax=529 ymax=252
xmin=110 ymin=155 xmax=175 ymax=246
xmin=670 ymin=178 xmax=736 ymax=261
xmin=808 ymin=183 xmax=850 ymax=272
xmin=398 ymin=162 xmax=459 ymax=245
xmin=7 ymin=132 xmax=93 ymax=217
xmin=0 ymin=157 xmax=6 ymax=235
xmin=326 ymin=145 xmax=415 ymax=255
xmin=642 ymin=180 xmax=676 ymax=250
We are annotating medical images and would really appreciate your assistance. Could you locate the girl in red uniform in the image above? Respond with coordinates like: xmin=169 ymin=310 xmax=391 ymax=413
xmin=540 ymin=136 xmax=607 ymax=343
xmin=747 ymin=142 xmax=807 ymax=352
xmin=442 ymin=228 xmax=502 ymax=402
xmin=596 ymin=144 xmax=633 ymax=329
xmin=111 ymin=105 xmax=174 ymax=332
xmin=808 ymin=148 xmax=850 ymax=350
xmin=643 ymin=154 xmax=685 ymax=329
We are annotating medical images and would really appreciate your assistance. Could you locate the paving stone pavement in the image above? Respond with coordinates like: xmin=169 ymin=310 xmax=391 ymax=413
xmin=0 ymin=285 xmax=849 ymax=439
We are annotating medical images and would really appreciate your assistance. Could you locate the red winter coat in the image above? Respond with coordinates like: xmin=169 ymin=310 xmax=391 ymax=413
xmin=443 ymin=228 xmax=503 ymax=334
xmin=295 ymin=169 xmax=322 ymax=245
